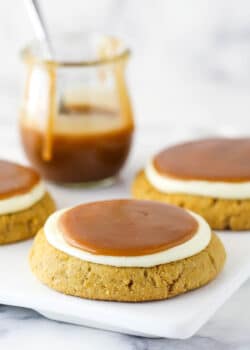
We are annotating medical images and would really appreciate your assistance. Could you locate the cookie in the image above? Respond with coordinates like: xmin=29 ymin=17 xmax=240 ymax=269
xmin=0 ymin=160 xmax=56 ymax=244
xmin=133 ymin=138 xmax=250 ymax=230
xmin=0 ymin=192 xmax=55 ymax=244
xmin=30 ymin=230 xmax=225 ymax=302
xmin=132 ymin=171 xmax=250 ymax=230
xmin=29 ymin=200 xmax=226 ymax=302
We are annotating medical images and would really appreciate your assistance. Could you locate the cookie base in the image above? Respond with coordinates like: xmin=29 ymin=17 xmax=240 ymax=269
xmin=0 ymin=192 xmax=56 ymax=244
xmin=132 ymin=171 xmax=250 ymax=230
xmin=29 ymin=230 xmax=226 ymax=302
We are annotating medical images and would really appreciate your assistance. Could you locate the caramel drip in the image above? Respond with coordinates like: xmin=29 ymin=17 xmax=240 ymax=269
xmin=98 ymin=39 xmax=134 ymax=128
xmin=42 ymin=64 xmax=57 ymax=161
xmin=113 ymin=60 xmax=134 ymax=128
xmin=24 ymin=62 xmax=33 ymax=103
xmin=20 ymin=58 xmax=33 ymax=125
xmin=21 ymin=61 xmax=57 ymax=162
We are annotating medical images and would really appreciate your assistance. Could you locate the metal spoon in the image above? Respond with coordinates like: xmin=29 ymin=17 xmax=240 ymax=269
xmin=24 ymin=0 xmax=53 ymax=59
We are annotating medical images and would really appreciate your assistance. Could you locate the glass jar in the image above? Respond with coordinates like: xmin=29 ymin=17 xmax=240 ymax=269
xmin=19 ymin=33 xmax=134 ymax=185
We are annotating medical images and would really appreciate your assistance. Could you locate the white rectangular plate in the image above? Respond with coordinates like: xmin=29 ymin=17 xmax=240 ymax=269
xmin=0 ymin=182 xmax=250 ymax=339
xmin=0 ymin=131 xmax=250 ymax=339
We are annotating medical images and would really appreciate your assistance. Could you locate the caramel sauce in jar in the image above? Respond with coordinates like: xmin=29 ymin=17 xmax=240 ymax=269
xmin=19 ymin=35 xmax=134 ymax=184
xmin=20 ymin=98 xmax=133 ymax=183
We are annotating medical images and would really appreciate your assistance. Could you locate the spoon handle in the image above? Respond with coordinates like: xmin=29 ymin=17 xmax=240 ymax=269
xmin=24 ymin=0 xmax=53 ymax=59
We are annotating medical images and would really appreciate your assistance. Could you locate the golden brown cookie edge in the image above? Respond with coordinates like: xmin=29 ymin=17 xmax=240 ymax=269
xmin=29 ymin=229 xmax=226 ymax=302
xmin=0 ymin=192 xmax=56 ymax=244
xmin=132 ymin=170 xmax=250 ymax=230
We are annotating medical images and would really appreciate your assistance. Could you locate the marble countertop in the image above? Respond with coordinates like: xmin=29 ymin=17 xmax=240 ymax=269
xmin=0 ymin=279 xmax=250 ymax=349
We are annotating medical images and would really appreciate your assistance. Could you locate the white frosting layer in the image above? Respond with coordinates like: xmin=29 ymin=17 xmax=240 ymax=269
xmin=146 ymin=160 xmax=250 ymax=199
xmin=0 ymin=182 xmax=45 ymax=215
xmin=44 ymin=209 xmax=211 ymax=267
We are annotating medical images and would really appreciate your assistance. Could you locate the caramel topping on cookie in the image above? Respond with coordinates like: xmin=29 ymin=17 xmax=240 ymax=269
xmin=58 ymin=200 xmax=198 ymax=256
xmin=154 ymin=138 xmax=250 ymax=182
xmin=0 ymin=160 xmax=40 ymax=199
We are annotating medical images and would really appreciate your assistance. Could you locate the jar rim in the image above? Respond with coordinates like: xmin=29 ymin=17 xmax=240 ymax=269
xmin=20 ymin=32 xmax=131 ymax=67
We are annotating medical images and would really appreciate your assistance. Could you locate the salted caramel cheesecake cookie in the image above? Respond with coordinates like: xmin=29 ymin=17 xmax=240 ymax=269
xmin=30 ymin=199 xmax=225 ymax=302
xmin=0 ymin=160 xmax=55 ymax=244
xmin=132 ymin=138 xmax=250 ymax=230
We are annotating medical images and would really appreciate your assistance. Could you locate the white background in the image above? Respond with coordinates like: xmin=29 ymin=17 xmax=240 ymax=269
xmin=1 ymin=0 xmax=250 ymax=131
